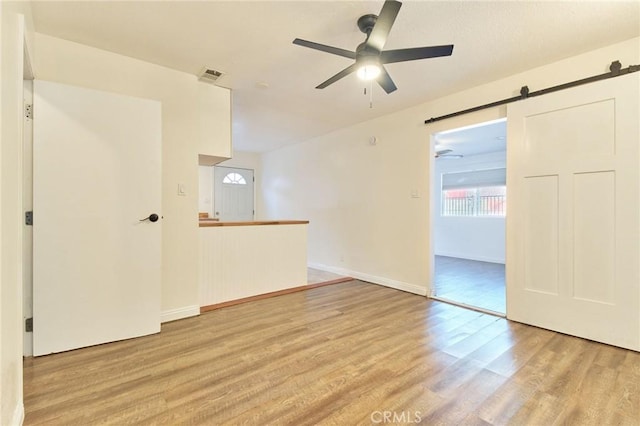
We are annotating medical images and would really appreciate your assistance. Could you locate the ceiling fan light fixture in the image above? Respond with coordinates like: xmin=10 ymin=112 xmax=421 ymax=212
xmin=293 ymin=0 xmax=454 ymax=94
xmin=357 ymin=63 xmax=381 ymax=81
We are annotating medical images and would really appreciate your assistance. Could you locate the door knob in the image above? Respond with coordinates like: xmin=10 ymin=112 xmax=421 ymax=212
xmin=140 ymin=213 xmax=159 ymax=222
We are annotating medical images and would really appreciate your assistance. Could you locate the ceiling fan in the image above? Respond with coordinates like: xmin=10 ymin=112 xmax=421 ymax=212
xmin=435 ymin=148 xmax=463 ymax=159
xmin=292 ymin=0 xmax=454 ymax=94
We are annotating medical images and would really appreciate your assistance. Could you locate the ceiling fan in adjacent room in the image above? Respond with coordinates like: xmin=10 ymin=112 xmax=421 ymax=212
xmin=292 ymin=0 xmax=454 ymax=94
xmin=435 ymin=148 xmax=463 ymax=159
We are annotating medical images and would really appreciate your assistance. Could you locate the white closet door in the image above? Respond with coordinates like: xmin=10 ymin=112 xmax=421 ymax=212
xmin=33 ymin=80 xmax=162 ymax=356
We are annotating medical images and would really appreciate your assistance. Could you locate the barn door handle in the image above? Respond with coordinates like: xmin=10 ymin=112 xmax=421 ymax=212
xmin=140 ymin=213 xmax=159 ymax=222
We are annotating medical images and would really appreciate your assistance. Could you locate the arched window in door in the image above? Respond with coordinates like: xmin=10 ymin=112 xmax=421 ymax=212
xmin=222 ymin=172 xmax=247 ymax=185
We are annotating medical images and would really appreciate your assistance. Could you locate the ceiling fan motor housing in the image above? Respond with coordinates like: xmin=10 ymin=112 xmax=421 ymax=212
xmin=356 ymin=43 xmax=380 ymax=62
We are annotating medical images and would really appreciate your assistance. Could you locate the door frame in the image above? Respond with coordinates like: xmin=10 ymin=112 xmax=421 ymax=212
xmin=22 ymin=39 xmax=34 ymax=357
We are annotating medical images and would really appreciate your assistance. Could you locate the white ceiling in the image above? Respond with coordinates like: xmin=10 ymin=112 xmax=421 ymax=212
xmin=435 ymin=118 xmax=506 ymax=157
xmin=31 ymin=1 xmax=639 ymax=153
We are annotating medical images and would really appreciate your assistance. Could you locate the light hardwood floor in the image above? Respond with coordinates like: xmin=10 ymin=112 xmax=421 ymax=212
xmin=434 ymin=256 xmax=506 ymax=314
xmin=24 ymin=281 xmax=639 ymax=425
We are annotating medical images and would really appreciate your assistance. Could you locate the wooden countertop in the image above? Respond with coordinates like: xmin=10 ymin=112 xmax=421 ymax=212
xmin=199 ymin=220 xmax=309 ymax=227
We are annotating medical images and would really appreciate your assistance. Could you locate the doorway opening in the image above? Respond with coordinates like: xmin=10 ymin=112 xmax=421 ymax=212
xmin=431 ymin=119 xmax=507 ymax=315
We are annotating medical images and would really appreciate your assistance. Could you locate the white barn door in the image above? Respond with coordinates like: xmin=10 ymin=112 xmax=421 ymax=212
xmin=506 ymin=73 xmax=639 ymax=350
xmin=33 ymin=80 xmax=162 ymax=356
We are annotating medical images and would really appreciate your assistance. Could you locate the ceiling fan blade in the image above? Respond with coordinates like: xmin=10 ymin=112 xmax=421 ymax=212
xmin=316 ymin=63 xmax=359 ymax=89
xmin=377 ymin=65 xmax=397 ymax=94
xmin=293 ymin=38 xmax=356 ymax=59
xmin=380 ymin=44 xmax=454 ymax=64
xmin=366 ymin=0 xmax=402 ymax=52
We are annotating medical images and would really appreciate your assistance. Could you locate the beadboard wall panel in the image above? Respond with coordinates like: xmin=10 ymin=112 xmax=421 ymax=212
xmin=199 ymin=224 xmax=307 ymax=306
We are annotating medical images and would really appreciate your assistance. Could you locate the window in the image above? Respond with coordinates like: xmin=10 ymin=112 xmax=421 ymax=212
xmin=222 ymin=172 xmax=247 ymax=185
xmin=441 ymin=168 xmax=506 ymax=217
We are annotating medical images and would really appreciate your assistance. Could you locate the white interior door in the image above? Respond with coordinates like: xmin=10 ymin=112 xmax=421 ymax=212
xmin=214 ymin=166 xmax=254 ymax=221
xmin=33 ymin=80 xmax=162 ymax=356
xmin=506 ymin=74 xmax=639 ymax=350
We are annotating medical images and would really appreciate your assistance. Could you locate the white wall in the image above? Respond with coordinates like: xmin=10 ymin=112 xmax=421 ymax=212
xmin=260 ymin=37 xmax=640 ymax=296
xmin=198 ymin=166 xmax=214 ymax=218
xmin=433 ymin=151 xmax=506 ymax=263
xmin=199 ymin=150 xmax=262 ymax=219
xmin=218 ymin=150 xmax=261 ymax=172
xmin=261 ymin=114 xmax=431 ymax=296
xmin=1 ymin=2 xmax=35 ymax=424
xmin=33 ymin=33 xmax=231 ymax=322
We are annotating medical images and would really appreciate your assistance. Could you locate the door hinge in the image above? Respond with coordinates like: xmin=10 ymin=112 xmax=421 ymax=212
xmin=25 ymin=103 xmax=33 ymax=120
xmin=25 ymin=211 xmax=33 ymax=226
xmin=25 ymin=317 xmax=33 ymax=332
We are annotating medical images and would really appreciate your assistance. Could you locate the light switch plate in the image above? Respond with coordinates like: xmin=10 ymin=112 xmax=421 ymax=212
xmin=178 ymin=183 xmax=186 ymax=196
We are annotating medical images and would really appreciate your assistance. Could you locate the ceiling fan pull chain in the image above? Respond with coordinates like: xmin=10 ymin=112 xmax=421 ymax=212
xmin=369 ymin=80 xmax=374 ymax=108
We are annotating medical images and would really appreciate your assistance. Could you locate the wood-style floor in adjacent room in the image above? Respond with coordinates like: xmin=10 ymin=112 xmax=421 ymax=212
xmin=23 ymin=280 xmax=639 ymax=425
xmin=434 ymin=255 xmax=506 ymax=314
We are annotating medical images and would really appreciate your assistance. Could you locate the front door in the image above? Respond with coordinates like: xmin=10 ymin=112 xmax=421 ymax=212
xmin=214 ymin=166 xmax=254 ymax=221
xmin=506 ymin=73 xmax=639 ymax=350
xmin=33 ymin=80 xmax=162 ymax=356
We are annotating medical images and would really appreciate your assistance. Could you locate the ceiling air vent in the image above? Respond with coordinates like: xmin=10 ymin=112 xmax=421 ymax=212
xmin=198 ymin=67 xmax=224 ymax=85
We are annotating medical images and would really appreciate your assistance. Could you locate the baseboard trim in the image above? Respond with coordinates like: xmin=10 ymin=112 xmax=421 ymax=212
xmin=308 ymin=263 xmax=427 ymax=296
xmin=161 ymin=305 xmax=200 ymax=323
xmin=200 ymin=277 xmax=353 ymax=313
xmin=350 ymin=271 xmax=427 ymax=296
xmin=11 ymin=402 xmax=24 ymax=426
